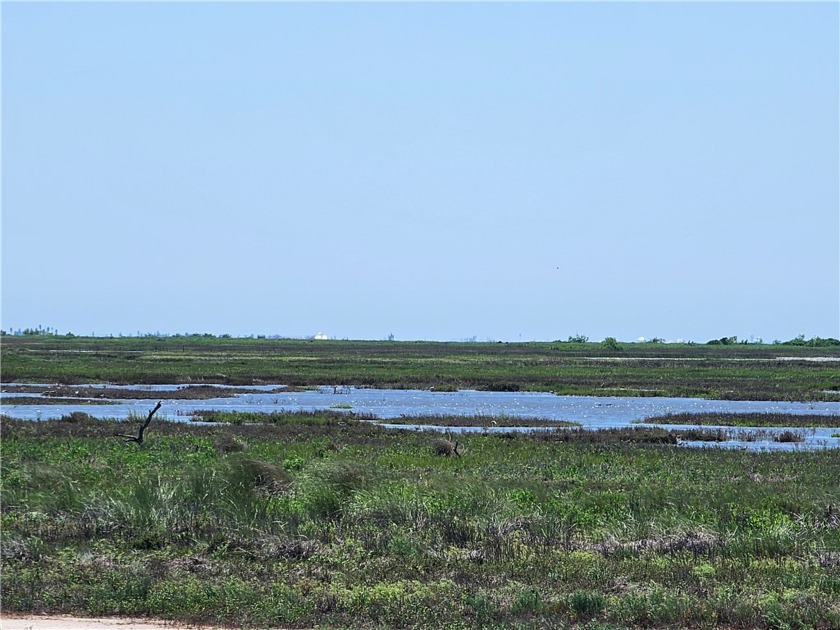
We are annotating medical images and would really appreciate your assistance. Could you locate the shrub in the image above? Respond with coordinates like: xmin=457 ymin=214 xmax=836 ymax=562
xmin=59 ymin=411 xmax=92 ymax=423
xmin=432 ymin=438 xmax=460 ymax=457
xmin=774 ymin=430 xmax=804 ymax=443
xmin=602 ymin=337 xmax=621 ymax=351
xmin=707 ymin=336 xmax=738 ymax=345
xmin=225 ymin=454 xmax=292 ymax=493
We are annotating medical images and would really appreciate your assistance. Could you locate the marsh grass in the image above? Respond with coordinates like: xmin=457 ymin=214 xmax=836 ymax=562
xmin=673 ymin=427 xmax=810 ymax=443
xmin=674 ymin=427 xmax=731 ymax=441
xmin=186 ymin=409 xmax=365 ymax=426
xmin=187 ymin=410 xmax=580 ymax=429
xmin=4 ymin=336 xmax=839 ymax=400
xmin=2 ymin=413 xmax=840 ymax=628
xmin=380 ymin=414 xmax=580 ymax=428
xmin=643 ymin=412 xmax=840 ymax=428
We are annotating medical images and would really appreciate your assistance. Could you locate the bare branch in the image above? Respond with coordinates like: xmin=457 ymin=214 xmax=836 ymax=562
xmin=114 ymin=401 xmax=162 ymax=446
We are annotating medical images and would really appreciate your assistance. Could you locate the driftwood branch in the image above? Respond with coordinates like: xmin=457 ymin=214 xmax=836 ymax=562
xmin=114 ymin=401 xmax=162 ymax=446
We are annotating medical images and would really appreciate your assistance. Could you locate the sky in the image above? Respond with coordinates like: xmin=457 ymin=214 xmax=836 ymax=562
xmin=2 ymin=2 xmax=838 ymax=343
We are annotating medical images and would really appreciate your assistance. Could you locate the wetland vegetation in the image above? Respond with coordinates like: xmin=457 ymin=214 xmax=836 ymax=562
xmin=2 ymin=413 xmax=840 ymax=629
xmin=0 ymin=384 xmax=279 ymax=399
xmin=184 ymin=410 xmax=580 ymax=429
xmin=0 ymin=384 xmax=281 ymax=407
xmin=641 ymin=412 xmax=840 ymax=429
xmin=2 ymin=335 xmax=839 ymax=628
xmin=2 ymin=335 xmax=839 ymax=401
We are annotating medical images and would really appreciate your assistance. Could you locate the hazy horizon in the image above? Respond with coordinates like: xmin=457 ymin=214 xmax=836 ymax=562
xmin=3 ymin=2 xmax=838 ymax=343
xmin=2 ymin=326 xmax=833 ymax=346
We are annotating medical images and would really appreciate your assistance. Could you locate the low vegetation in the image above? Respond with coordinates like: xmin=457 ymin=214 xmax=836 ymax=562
xmin=1 ymin=384 xmax=278 ymax=399
xmin=673 ymin=427 xmax=808 ymax=444
xmin=379 ymin=415 xmax=580 ymax=428
xmin=2 ymin=335 xmax=839 ymax=401
xmin=183 ymin=410 xmax=823 ymax=442
xmin=3 ymin=413 xmax=839 ymax=628
xmin=186 ymin=409 xmax=367 ymax=426
xmin=642 ymin=412 xmax=840 ymax=428
xmin=187 ymin=410 xmax=579 ymax=428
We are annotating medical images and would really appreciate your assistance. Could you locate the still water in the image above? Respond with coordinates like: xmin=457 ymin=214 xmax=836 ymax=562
xmin=3 ymin=384 xmax=839 ymax=451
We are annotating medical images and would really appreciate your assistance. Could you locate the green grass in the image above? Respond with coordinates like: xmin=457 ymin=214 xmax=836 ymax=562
xmin=3 ymin=413 xmax=839 ymax=628
xmin=3 ymin=335 xmax=839 ymax=400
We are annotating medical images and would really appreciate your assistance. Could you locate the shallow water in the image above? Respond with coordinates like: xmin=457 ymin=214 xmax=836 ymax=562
xmin=2 ymin=384 xmax=839 ymax=451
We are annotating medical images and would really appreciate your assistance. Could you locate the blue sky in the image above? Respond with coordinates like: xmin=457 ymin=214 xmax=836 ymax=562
xmin=3 ymin=2 xmax=838 ymax=342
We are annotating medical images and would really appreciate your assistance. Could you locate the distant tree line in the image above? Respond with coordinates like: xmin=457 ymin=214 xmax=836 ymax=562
xmin=706 ymin=336 xmax=741 ymax=345
xmin=775 ymin=334 xmax=840 ymax=347
xmin=707 ymin=334 xmax=840 ymax=347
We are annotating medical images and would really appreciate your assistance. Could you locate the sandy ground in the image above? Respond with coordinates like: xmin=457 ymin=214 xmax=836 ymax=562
xmin=0 ymin=615 xmax=230 ymax=630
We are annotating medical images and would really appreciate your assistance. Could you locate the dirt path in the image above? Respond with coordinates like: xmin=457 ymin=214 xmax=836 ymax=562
xmin=0 ymin=615 xmax=229 ymax=630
